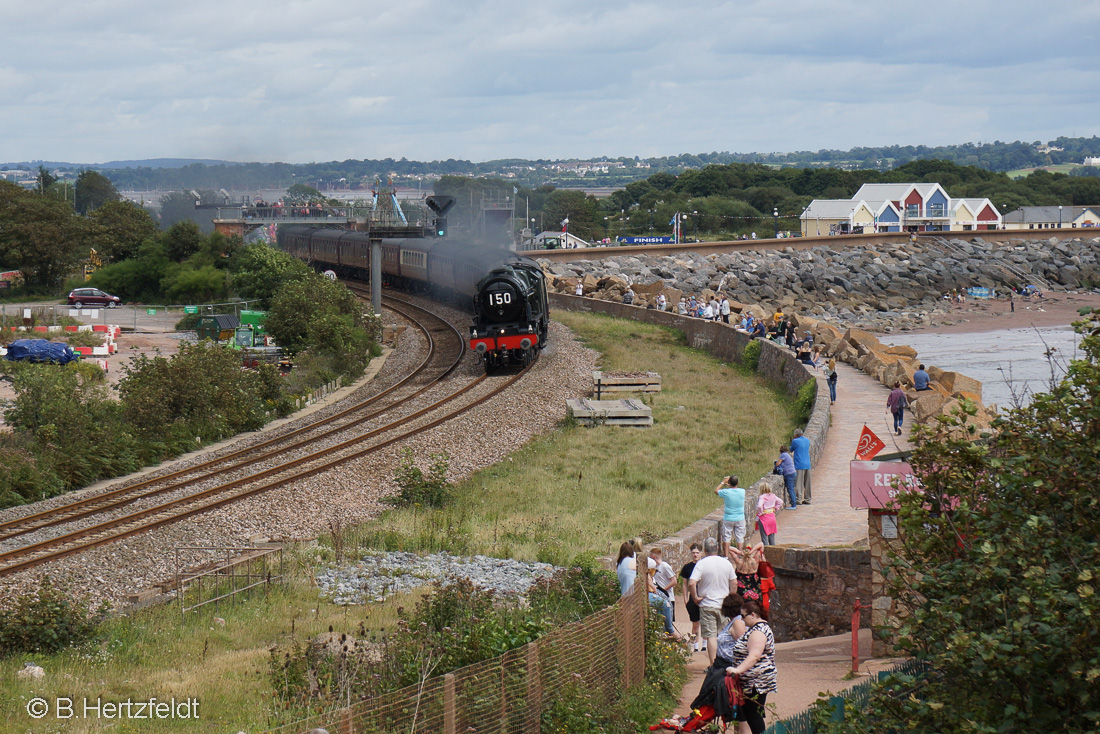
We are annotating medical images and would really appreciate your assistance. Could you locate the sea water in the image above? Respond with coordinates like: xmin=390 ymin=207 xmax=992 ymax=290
xmin=887 ymin=325 xmax=1086 ymax=410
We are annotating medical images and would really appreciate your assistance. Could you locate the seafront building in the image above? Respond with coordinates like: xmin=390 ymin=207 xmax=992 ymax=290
xmin=800 ymin=183 xmax=1001 ymax=236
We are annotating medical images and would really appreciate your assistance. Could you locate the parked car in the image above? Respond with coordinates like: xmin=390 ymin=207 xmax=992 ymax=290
xmin=67 ymin=288 xmax=122 ymax=307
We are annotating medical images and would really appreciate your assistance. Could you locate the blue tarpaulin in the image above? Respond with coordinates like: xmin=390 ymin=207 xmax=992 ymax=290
xmin=4 ymin=339 xmax=78 ymax=364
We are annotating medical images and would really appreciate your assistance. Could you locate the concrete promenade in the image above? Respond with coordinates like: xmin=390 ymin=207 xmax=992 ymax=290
xmin=671 ymin=362 xmax=912 ymax=723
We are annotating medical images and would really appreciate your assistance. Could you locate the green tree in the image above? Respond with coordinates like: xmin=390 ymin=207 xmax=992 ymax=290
xmin=161 ymin=220 xmax=204 ymax=261
xmin=283 ymin=183 xmax=323 ymax=204
xmin=231 ymin=242 xmax=313 ymax=306
xmin=118 ymin=341 xmax=268 ymax=450
xmin=35 ymin=165 xmax=57 ymax=193
xmin=828 ymin=317 xmax=1100 ymax=733
xmin=541 ymin=189 xmax=600 ymax=241
xmin=5 ymin=362 xmax=137 ymax=490
xmin=86 ymin=200 xmax=159 ymax=263
xmin=0 ymin=180 xmax=86 ymax=288
xmin=265 ymin=273 xmax=375 ymax=378
xmin=74 ymin=169 xmax=121 ymax=215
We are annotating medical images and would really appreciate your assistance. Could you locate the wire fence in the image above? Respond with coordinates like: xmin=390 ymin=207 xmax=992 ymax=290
xmin=262 ymin=582 xmax=647 ymax=734
xmin=763 ymin=658 xmax=929 ymax=734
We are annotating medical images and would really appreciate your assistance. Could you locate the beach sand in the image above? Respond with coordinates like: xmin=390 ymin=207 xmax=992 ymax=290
xmin=898 ymin=291 xmax=1100 ymax=336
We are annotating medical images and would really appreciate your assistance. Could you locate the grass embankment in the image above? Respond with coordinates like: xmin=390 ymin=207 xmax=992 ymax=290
xmin=351 ymin=311 xmax=802 ymax=563
xmin=0 ymin=311 xmax=801 ymax=733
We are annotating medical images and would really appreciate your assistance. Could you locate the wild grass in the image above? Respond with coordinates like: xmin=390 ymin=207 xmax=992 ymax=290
xmin=346 ymin=311 xmax=801 ymax=565
xmin=0 ymin=570 xmax=419 ymax=733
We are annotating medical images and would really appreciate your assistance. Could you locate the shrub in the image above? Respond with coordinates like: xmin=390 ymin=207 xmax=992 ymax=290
xmin=386 ymin=449 xmax=451 ymax=508
xmin=0 ymin=577 xmax=104 ymax=657
xmin=742 ymin=339 xmax=762 ymax=370
xmin=794 ymin=377 xmax=816 ymax=423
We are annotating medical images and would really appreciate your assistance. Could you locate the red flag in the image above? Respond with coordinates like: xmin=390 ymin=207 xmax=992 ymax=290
xmin=854 ymin=425 xmax=885 ymax=460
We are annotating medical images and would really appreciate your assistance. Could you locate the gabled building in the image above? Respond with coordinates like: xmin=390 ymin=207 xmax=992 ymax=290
xmin=800 ymin=183 xmax=1002 ymax=235
xmin=1002 ymin=206 xmax=1100 ymax=230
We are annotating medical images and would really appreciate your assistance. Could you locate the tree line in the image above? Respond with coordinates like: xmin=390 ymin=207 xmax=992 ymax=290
xmin=435 ymin=159 xmax=1100 ymax=242
xmin=8 ymin=136 xmax=1100 ymax=194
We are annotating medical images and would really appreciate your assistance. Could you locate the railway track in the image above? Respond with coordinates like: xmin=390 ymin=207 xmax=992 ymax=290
xmin=0 ymin=294 xmax=527 ymax=579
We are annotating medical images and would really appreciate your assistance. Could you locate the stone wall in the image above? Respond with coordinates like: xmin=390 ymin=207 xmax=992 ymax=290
xmin=762 ymin=546 xmax=872 ymax=641
xmin=869 ymin=511 xmax=907 ymax=656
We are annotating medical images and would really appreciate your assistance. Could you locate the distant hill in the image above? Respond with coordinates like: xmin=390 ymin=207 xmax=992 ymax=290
xmin=1 ymin=158 xmax=237 ymax=170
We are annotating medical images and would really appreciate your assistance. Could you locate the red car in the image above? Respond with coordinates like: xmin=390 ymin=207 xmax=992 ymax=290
xmin=67 ymin=288 xmax=122 ymax=308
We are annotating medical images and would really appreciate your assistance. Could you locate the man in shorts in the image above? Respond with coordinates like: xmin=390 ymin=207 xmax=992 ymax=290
xmin=716 ymin=474 xmax=746 ymax=558
xmin=679 ymin=543 xmax=703 ymax=651
xmin=688 ymin=537 xmax=737 ymax=664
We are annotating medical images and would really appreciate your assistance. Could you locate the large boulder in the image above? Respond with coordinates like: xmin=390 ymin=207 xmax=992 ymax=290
xmin=937 ymin=371 xmax=982 ymax=400
xmin=884 ymin=345 xmax=918 ymax=358
xmin=911 ymin=392 xmax=948 ymax=423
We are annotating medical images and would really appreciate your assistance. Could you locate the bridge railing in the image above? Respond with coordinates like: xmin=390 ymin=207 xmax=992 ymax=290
xmin=211 ymin=205 xmax=431 ymax=226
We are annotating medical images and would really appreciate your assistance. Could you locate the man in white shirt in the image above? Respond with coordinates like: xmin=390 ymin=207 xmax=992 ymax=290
xmin=688 ymin=537 xmax=737 ymax=664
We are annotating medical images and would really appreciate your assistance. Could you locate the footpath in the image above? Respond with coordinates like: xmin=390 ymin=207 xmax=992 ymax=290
xmin=670 ymin=362 xmax=912 ymax=723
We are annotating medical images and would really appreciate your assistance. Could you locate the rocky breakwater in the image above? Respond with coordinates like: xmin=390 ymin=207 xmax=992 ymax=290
xmin=540 ymin=235 xmax=1100 ymax=332
xmin=793 ymin=316 xmax=995 ymax=433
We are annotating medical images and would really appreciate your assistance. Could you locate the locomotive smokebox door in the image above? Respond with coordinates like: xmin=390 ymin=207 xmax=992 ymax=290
xmin=482 ymin=281 xmax=522 ymax=321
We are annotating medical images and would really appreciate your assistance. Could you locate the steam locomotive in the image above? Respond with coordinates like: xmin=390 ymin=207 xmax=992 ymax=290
xmin=278 ymin=226 xmax=550 ymax=372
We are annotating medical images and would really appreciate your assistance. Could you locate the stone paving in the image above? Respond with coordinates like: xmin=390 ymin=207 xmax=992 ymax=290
xmin=774 ymin=362 xmax=914 ymax=548
xmin=672 ymin=360 xmax=913 ymax=722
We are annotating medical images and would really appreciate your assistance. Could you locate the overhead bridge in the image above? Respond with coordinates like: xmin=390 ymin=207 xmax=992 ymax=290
xmin=211 ymin=205 xmax=433 ymax=238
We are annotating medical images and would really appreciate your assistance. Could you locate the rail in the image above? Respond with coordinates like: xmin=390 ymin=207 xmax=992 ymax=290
xmin=0 ymin=295 xmax=512 ymax=578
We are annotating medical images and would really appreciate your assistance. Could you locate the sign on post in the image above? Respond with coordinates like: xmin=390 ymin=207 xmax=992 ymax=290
xmin=850 ymin=460 xmax=919 ymax=509
xmin=184 ymin=306 xmax=199 ymax=314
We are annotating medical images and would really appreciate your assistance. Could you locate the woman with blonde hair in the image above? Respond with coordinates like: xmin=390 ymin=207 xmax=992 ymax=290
xmin=824 ymin=358 xmax=838 ymax=404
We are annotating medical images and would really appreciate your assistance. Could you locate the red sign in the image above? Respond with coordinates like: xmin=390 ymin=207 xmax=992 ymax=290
xmin=850 ymin=460 xmax=919 ymax=509
xmin=854 ymin=425 xmax=885 ymax=460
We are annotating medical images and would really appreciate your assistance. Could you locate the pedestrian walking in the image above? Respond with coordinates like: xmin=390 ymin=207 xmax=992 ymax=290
xmin=790 ymin=429 xmax=812 ymax=505
xmin=715 ymin=475 xmax=746 ymax=557
xmin=887 ymin=381 xmax=908 ymax=436
xmin=824 ymin=359 xmax=838 ymax=403
xmin=575 ymin=281 xmax=583 ymax=296
xmin=688 ymin=537 xmax=738 ymax=664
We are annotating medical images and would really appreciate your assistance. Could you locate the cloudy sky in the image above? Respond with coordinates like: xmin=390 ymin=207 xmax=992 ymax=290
xmin=3 ymin=0 xmax=1099 ymax=165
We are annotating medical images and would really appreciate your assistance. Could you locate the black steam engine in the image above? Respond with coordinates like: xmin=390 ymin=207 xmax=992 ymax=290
xmin=278 ymin=225 xmax=550 ymax=373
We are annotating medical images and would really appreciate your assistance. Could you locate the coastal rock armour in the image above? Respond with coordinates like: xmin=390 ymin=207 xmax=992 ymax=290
xmin=315 ymin=551 xmax=557 ymax=605
xmin=540 ymin=236 xmax=1100 ymax=331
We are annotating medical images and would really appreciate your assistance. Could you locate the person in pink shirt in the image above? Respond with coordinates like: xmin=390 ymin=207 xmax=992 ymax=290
xmin=756 ymin=485 xmax=784 ymax=545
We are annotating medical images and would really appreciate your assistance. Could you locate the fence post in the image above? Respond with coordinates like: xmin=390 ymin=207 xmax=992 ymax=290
xmin=851 ymin=598 xmax=862 ymax=674
xmin=526 ymin=643 xmax=541 ymax=731
xmin=338 ymin=705 xmax=355 ymax=734
xmin=443 ymin=672 xmax=456 ymax=734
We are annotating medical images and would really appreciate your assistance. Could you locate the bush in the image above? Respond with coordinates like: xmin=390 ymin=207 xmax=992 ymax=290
xmin=742 ymin=339 xmax=762 ymax=370
xmin=0 ymin=577 xmax=104 ymax=657
xmin=386 ymin=449 xmax=451 ymax=508
xmin=794 ymin=377 xmax=816 ymax=423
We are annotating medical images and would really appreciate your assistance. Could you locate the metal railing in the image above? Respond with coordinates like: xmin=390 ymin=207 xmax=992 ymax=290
xmin=174 ymin=545 xmax=286 ymax=615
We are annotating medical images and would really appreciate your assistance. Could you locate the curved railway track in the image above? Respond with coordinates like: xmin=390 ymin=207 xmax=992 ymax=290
xmin=0 ymin=293 xmax=527 ymax=579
